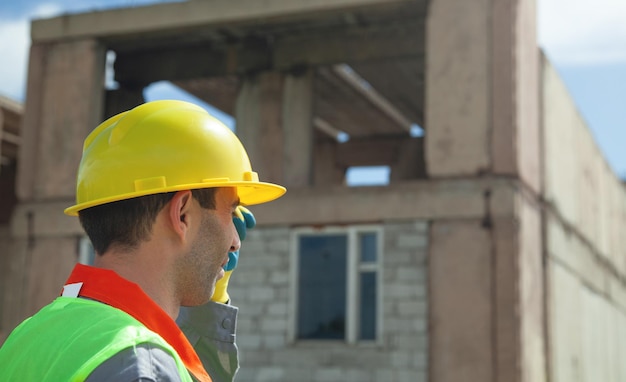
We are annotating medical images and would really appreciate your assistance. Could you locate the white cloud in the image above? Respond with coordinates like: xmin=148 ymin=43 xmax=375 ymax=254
xmin=538 ymin=0 xmax=626 ymax=65
xmin=0 ymin=19 xmax=29 ymax=101
xmin=31 ymin=3 xmax=63 ymax=19
xmin=0 ymin=3 xmax=63 ymax=101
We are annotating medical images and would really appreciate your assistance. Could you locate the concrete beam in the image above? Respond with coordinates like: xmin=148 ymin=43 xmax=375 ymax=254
xmin=331 ymin=65 xmax=413 ymax=132
xmin=252 ymin=177 xmax=518 ymax=225
xmin=334 ymin=135 xmax=415 ymax=167
xmin=273 ymin=21 xmax=424 ymax=70
xmin=114 ymin=41 xmax=271 ymax=85
xmin=32 ymin=0 xmax=419 ymax=42
xmin=313 ymin=117 xmax=343 ymax=140
xmin=113 ymin=21 xmax=423 ymax=84
xmin=9 ymin=179 xmax=516 ymax=237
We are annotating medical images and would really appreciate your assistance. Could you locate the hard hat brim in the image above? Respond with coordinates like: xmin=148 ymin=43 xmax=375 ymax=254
xmin=64 ymin=181 xmax=286 ymax=216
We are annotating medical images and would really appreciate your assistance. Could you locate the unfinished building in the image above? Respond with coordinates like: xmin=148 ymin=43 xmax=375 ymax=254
xmin=2 ymin=0 xmax=626 ymax=381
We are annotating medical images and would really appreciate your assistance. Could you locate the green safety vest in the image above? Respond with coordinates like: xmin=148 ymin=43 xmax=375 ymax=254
xmin=0 ymin=297 xmax=193 ymax=381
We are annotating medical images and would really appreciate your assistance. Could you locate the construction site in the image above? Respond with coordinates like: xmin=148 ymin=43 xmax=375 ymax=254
xmin=1 ymin=0 xmax=625 ymax=381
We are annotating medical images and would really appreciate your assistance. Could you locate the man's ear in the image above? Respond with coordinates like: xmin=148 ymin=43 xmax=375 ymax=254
xmin=168 ymin=190 xmax=194 ymax=241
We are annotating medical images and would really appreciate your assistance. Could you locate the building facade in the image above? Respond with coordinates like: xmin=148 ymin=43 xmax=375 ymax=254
xmin=1 ymin=1 xmax=626 ymax=381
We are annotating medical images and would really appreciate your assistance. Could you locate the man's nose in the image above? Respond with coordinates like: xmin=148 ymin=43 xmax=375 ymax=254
xmin=230 ymin=224 xmax=241 ymax=253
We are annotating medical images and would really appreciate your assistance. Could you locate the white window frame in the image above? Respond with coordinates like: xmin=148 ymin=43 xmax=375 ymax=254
xmin=288 ymin=225 xmax=383 ymax=345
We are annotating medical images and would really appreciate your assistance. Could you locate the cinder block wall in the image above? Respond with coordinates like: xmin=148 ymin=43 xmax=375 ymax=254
xmin=230 ymin=221 xmax=429 ymax=382
xmin=542 ymin=56 xmax=626 ymax=382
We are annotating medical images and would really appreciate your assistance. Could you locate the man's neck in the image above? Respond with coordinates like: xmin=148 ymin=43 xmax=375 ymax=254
xmin=93 ymin=251 xmax=180 ymax=320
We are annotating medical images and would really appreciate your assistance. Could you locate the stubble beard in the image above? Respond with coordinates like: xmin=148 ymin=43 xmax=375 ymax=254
xmin=180 ymin=227 xmax=222 ymax=306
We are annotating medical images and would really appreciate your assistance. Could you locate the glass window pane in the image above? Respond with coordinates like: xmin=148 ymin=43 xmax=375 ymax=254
xmin=297 ymin=235 xmax=347 ymax=340
xmin=359 ymin=232 xmax=377 ymax=263
xmin=359 ymin=272 xmax=377 ymax=340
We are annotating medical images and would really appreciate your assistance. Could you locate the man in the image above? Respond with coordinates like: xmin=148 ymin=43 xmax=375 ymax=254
xmin=0 ymin=100 xmax=286 ymax=381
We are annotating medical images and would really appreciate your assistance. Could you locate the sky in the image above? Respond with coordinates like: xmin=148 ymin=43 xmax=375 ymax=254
xmin=1 ymin=0 xmax=625 ymax=183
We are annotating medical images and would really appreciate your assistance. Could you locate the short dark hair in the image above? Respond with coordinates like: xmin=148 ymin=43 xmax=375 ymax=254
xmin=79 ymin=188 xmax=217 ymax=255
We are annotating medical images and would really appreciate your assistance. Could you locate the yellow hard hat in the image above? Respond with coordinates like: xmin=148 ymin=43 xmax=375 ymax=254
xmin=64 ymin=100 xmax=286 ymax=216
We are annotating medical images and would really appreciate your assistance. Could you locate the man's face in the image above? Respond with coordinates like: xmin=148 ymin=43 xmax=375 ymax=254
xmin=178 ymin=187 xmax=240 ymax=306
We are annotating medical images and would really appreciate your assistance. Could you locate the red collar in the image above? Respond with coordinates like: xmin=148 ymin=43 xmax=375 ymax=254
xmin=64 ymin=264 xmax=211 ymax=382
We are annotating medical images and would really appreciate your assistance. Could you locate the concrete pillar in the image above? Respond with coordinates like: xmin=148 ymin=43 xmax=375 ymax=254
xmin=104 ymin=86 xmax=145 ymax=119
xmin=0 ymin=161 xmax=17 ymax=224
xmin=429 ymin=196 xmax=546 ymax=382
xmin=425 ymin=0 xmax=540 ymax=193
xmin=390 ymin=137 xmax=426 ymax=182
xmin=492 ymin=202 xmax=546 ymax=382
xmin=282 ymin=69 xmax=314 ymax=187
xmin=430 ymin=220 xmax=494 ymax=382
xmin=235 ymin=69 xmax=314 ymax=188
xmin=17 ymin=40 xmax=105 ymax=201
xmin=425 ymin=0 xmax=491 ymax=176
xmin=5 ymin=39 xmax=105 ymax=330
xmin=426 ymin=1 xmax=544 ymax=381
xmin=235 ymin=72 xmax=285 ymax=185
xmin=313 ymin=139 xmax=345 ymax=186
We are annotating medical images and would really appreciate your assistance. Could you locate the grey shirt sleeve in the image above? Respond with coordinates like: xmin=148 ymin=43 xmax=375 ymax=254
xmin=86 ymin=343 xmax=184 ymax=382
xmin=85 ymin=302 xmax=238 ymax=382
xmin=177 ymin=302 xmax=239 ymax=382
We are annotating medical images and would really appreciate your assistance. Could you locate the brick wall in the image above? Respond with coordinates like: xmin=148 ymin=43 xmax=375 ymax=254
xmin=230 ymin=220 xmax=429 ymax=382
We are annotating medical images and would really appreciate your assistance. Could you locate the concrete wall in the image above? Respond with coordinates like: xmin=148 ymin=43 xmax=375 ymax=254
xmin=230 ymin=221 xmax=429 ymax=382
xmin=542 ymin=55 xmax=626 ymax=382
xmin=426 ymin=0 xmax=541 ymax=193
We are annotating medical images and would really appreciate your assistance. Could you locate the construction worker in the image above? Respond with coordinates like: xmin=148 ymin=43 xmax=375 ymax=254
xmin=0 ymin=100 xmax=286 ymax=381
